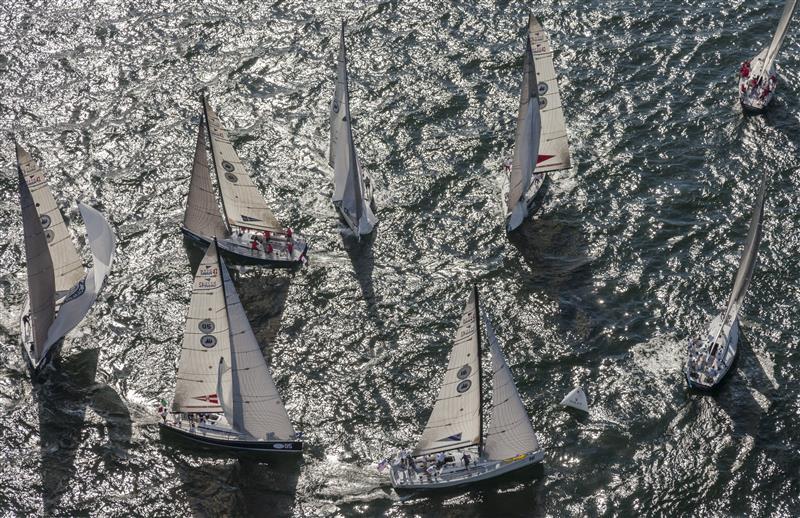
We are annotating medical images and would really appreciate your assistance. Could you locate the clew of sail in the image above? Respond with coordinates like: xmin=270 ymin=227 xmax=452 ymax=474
xmin=184 ymin=120 xmax=229 ymax=239
xmin=758 ymin=0 xmax=799 ymax=76
xmin=414 ymin=288 xmax=482 ymax=456
xmin=482 ymin=313 xmax=540 ymax=461
xmin=202 ymin=96 xmax=282 ymax=233
xmin=173 ymin=241 xmax=231 ymax=413
xmin=528 ymin=17 xmax=571 ymax=174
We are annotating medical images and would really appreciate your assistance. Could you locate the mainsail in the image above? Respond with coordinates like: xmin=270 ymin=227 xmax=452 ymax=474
xmin=329 ymin=21 xmax=377 ymax=235
xmin=757 ymin=0 xmax=799 ymax=76
xmin=16 ymin=144 xmax=83 ymax=294
xmin=173 ymin=241 xmax=231 ymax=413
xmin=202 ymin=96 xmax=282 ymax=233
xmin=19 ymin=168 xmax=55 ymax=361
xmin=529 ymin=17 xmax=571 ymax=174
xmin=220 ymin=258 xmax=296 ymax=440
xmin=414 ymin=288 xmax=482 ymax=456
xmin=184 ymin=121 xmax=229 ymax=239
xmin=482 ymin=314 xmax=540 ymax=460
xmin=506 ymin=24 xmax=542 ymax=231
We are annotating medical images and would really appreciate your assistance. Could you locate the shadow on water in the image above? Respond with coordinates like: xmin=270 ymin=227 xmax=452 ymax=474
xmin=234 ymin=270 xmax=291 ymax=354
xmin=342 ymin=228 xmax=379 ymax=317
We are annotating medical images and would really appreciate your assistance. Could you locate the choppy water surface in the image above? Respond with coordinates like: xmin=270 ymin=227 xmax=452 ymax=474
xmin=1 ymin=0 xmax=799 ymax=516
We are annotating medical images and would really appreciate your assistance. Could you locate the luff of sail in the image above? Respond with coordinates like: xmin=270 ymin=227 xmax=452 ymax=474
xmin=414 ymin=289 xmax=482 ymax=456
xmin=528 ymin=17 xmax=571 ymax=174
xmin=482 ymin=314 xmax=540 ymax=460
xmin=758 ymin=0 xmax=799 ymax=76
xmin=202 ymin=96 xmax=282 ymax=233
xmin=506 ymin=25 xmax=542 ymax=231
xmin=220 ymin=257 xmax=296 ymax=441
xmin=16 ymin=144 xmax=84 ymax=294
xmin=173 ymin=240 xmax=231 ymax=414
xmin=19 ymin=168 xmax=56 ymax=361
xmin=184 ymin=120 xmax=229 ymax=239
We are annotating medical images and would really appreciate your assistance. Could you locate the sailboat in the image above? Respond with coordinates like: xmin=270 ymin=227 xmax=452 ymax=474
xmin=181 ymin=95 xmax=309 ymax=268
xmin=739 ymin=0 xmax=798 ymax=112
xmin=160 ymin=239 xmax=302 ymax=453
xmin=329 ymin=21 xmax=377 ymax=237
xmin=16 ymin=144 xmax=116 ymax=375
xmin=389 ymin=287 xmax=544 ymax=495
xmin=505 ymin=16 xmax=572 ymax=232
xmin=685 ymin=173 xmax=769 ymax=390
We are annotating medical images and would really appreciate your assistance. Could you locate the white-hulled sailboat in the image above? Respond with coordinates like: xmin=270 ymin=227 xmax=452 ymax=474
xmin=389 ymin=287 xmax=543 ymax=496
xmin=16 ymin=144 xmax=116 ymax=375
xmin=160 ymin=239 xmax=302 ymax=453
xmin=181 ymin=95 xmax=309 ymax=268
xmin=739 ymin=0 xmax=798 ymax=112
xmin=329 ymin=21 xmax=377 ymax=237
xmin=686 ymin=173 xmax=769 ymax=390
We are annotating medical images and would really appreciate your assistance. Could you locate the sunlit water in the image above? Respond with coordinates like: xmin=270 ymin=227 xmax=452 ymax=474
xmin=1 ymin=1 xmax=799 ymax=516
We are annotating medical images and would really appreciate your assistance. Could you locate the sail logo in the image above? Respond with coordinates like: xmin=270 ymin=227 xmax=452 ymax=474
xmin=63 ymin=278 xmax=87 ymax=303
xmin=536 ymin=154 xmax=555 ymax=164
xmin=241 ymin=215 xmax=261 ymax=222
xmin=438 ymin=433 xmax=462 ymax=442
xmin=193 ymin=394 xmax=219 ymax=405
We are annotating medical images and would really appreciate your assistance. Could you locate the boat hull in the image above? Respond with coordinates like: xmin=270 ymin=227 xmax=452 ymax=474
xmin=19 ymin=296 xmax=64 ymax=378
xmin=685 ymin=315 xmax=739 ymax=391
xmin=505 ymin=172 xmax=547 ymax=232
xmin=159 ymin=422 xmax=303 ymax=454
xmin=738 ymin=52 xmax=777 ymax=113
xmin=181 ymin=226 xmax=307 ymax=268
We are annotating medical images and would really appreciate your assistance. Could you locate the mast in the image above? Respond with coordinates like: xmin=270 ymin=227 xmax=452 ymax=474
xmin=474 ymin=283 xmax=483 ymax=457
xmin=202 ymin=94 xmax=232 ymax=231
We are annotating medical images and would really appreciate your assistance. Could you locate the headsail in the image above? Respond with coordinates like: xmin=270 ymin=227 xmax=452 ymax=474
xmin=414 ymin=288 xmax=482 ymax=456
xmin=16 ymin=144 xmax=83 ymax=294
xmin=329 ymin=21 xmax=377 ymax=235
xmin=529 ymin=17 xmax=571 ymax=174
xmin=173 ymin=241 xmax=231 ymax=413
xmin=184 ymin=120 xmax=229 ymax=239
xmin=482 ymin=313 xmax=540 ymax=460
xmin=202 ymin=96 xmax=282 ymax=233
xmin=758 ymin=0 xmax=798 ymax=76
xmin=506 ymin=21 xmax=542 ymax=231
xmin=220 ymin=257 xmax=296 ymax=441
xmin=19 ymin=168 xmax=55 ymax=361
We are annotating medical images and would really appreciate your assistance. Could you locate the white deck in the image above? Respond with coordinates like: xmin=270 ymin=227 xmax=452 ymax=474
xmin=739 ymin=53 xmax=777 ymax=111
xmin=685 ymin=313 xmax=739 ymax=389
xmin=188 ymin=227 xmax=308 ymax=264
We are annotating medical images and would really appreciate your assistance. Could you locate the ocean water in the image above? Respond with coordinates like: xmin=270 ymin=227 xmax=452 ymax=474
xmin=1 ymin=0 xmax=799 ymax=516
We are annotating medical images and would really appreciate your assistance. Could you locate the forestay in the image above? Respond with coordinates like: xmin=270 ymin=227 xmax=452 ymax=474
xmin=220 ymin=258 xmax=296 ymax=440
xmin=184 ymin=121 xmax=228 ymax=239
xmin=506 ymin=27 xmax=541 ymax=231
xmin=529 ymin=17 xmax=571 ymax=174
xmin=414 ymin=289 xmax=482 ymax=456
xmin=202 ymin=97 xmax=282 ymax=232
xmin=19 ymin=169 xmax=55 ymax=361
xmin=17 ymin=144 xmax=83 ymax=294
xmin=758 ymin=0 xmax=799 ymax=76
xmin=482 ymin=314 xmax=540 ymax=461
xmin=173 ymin=241 xmax=231 ymax=414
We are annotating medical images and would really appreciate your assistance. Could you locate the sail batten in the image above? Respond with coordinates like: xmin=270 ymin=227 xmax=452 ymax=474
xmin=184 ymin=121 xmax=229 ymax=238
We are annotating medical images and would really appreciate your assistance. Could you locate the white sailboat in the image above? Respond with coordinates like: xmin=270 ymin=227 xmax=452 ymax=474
xmin=160 ymin=239 xmax=302 ymax=453
xmin=389 ymin=287 xmax=543 ymax=496
xmin=16 ymin=144 xmax=116 ymax=374
xmin=685 ymin=173 xmax=769 ymax=390
xmin=181 ymin=95 xmax=309 ymax=268
xmin=329 ymin=21 xmax=377 ymax=237
xmin=739 ymin=0 xmax=798 ymax=111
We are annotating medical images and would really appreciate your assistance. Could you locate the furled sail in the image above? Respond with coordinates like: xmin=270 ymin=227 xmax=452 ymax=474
xmin=529 ymin=17 xmax=571 ymax=174
xmin=16 ymin=144 xmax=83 ymax=294
xmin=329 ymin=21 xmax=377 ymax=235
xmin=173 ymin=241 xmax=231 ymax=413
xmin=19 ymin=168 xmax=55 ymax=361
xmin=506 ymin=24 xmax=542 ymax=231
xmin=184 ymin=121 xmax=229 ymax=239
xmin=482 ymin=314 xmax=540 ymax=461
xmin=220 ymin=258 xmax=296 ymax=441
xmin=202 ymin=96 xmax=282 ymax=233
xmin=414 ymin=288 xmax=482 ymax=456
xmin=759 ymin=0 xmax=798 ymax=75
xmin=39 ymin=203 xmax=116 ymax=365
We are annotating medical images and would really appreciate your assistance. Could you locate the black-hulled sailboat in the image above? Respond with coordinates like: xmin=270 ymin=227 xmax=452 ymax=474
xmin=181 ymin=95 xmax=309 ymax=268
xmin=16 ymin=144 xmax=115 ymax=375
xmin=389 ymin=287 xmax=543 ymax=496
xmin=160 ymin=240 xmax=302 ymax=453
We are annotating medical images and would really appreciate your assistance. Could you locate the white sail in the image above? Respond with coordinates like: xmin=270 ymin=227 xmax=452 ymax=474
xmin=757 ymin=0 xmax=798 ymax=76
xmin=560 ymin=387 xmax=589 ymax=412
xmin=329 ymin=21 xmax=377 ymax=235
xmin=16 ymin=144 xmax=83 ymax=294
xmin=220 ymin=259 xmax=296 ymax=441
xmin=202 ymin=96 xmax=282 ymax=233
xmin=482 ymin=314 xmax=540 ymax=461
xmin=414 ymin=288 xmax=482 ymax=456
xmin=172 ymin=241 xmax=231 ymax=413
xmin=217 ymin=357 xmax=235 ymax=427
xmin=19 ymin=168 xmax=55 ymax=361
xmin=38 ymin=203 xmax=116 ymax=365
xmin=529 ymin=17 xmax=571 ymax=174
xmin=506 ymin=26 xmax=542 ymax=231
xmin=183 ymin=121 xmax=229 ymax=239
